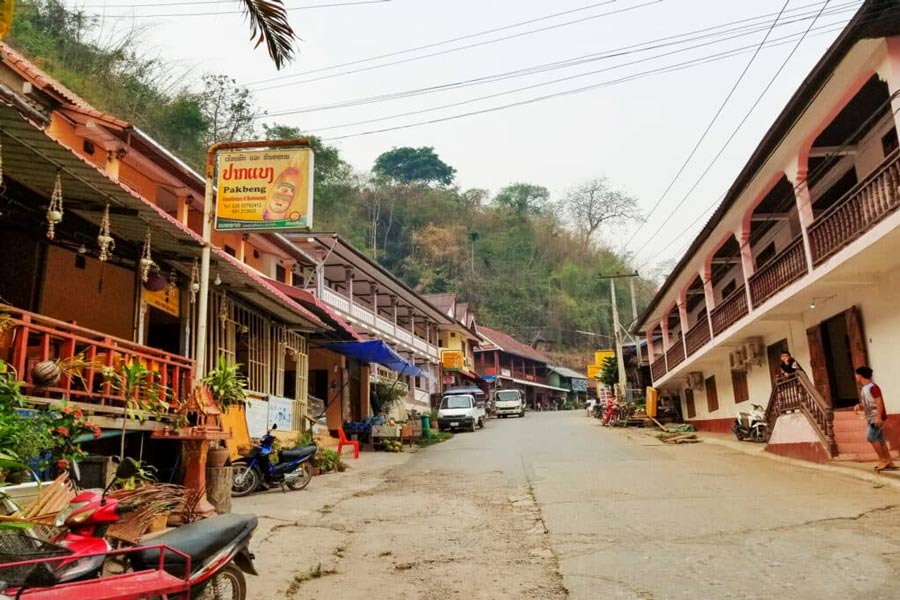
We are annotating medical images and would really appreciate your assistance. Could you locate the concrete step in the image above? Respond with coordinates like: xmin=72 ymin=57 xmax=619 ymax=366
xmin=834 ymin=430 xmax=870 ymax=444
xmin=833 ymin=450 xmax=900 ymax=462
xmin=837 ymin=441 xmax=882 ymax=455
xmin=833 ymin=418 xmax=867 ymax=433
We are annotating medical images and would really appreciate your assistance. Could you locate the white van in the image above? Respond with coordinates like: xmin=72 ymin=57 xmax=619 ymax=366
xmin=494 ymin=389 xmax=525 ymax=418
xmin=437 ymin=394 xmax=485 ymax=432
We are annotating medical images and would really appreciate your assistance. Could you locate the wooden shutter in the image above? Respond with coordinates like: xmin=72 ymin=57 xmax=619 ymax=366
xmin=684 ymin=388 xmax=696 ymax=419
xmin=845 ymin=306 xmax=868 ymax=370
xmin=706 ymin=375 xmax=719 ymax=412
xmin=731 ymin=369 xmax=749 ymax=404
xmin=806 ymin=324 xmax=834 ymax=408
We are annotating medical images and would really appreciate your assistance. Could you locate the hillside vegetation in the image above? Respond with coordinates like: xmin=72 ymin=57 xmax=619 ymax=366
xmin=7 ymin=0 xmax=658 ymax=360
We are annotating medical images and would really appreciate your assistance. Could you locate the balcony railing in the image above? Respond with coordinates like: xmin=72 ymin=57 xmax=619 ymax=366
xmin=749 ymin=235 xmax=808 ymax=306
xmin=809 ymin=149 xmax=900 ymax=266
xmin=0 ymin=306 xmax=193 ymax=416
xmin=710 ymin=286 xmax=748 ymax=336
xmin=651 ymin=355 xmax=667 ymax=382
xmin=684 ymin=320 xmax=711 ymax=356
xmin=665 ymin=339 xmax=686 ymax=370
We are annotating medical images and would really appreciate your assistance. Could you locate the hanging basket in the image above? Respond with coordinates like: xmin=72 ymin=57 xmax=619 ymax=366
xmin=143 ymin=272 xmax=167 ymax=292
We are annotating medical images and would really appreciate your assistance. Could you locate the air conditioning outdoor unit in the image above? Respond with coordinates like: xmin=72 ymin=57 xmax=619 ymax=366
xmin=745 ymin=338 xmax=764 ymax=366
xmin=688 ymin=372 xmax=704 ymax=391
xmin=730 ymin=347 xmax=748 ymax=371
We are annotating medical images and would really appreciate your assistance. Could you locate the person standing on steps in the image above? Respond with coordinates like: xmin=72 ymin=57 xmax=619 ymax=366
xmin=854 ymin=366 xmax=896 ymax=472
xmin=779 ymin=351 xmax=803 ymax=378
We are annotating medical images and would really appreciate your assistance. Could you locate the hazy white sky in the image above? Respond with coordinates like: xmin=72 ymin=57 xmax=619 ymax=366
xmin=73 ymin=0 xmax=859 ymax=271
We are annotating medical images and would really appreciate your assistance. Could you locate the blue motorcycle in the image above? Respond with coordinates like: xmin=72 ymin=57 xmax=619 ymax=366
xmin=231 ymin=424 xmax=318 ymax=497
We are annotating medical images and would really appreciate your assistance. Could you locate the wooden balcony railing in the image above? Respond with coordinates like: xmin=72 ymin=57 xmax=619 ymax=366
xmin=0 ymin=306 xmax=193 ymax=416
xmin=710 ymin=286 xmax=748 ymax=336
xmin=684 ymin=320 xmax=711 ymax=356
xmin=650 ymin=355 xmax=667 ymax=382
xmin=748 ymin=235 xmax=808 ymax=307
xmin=665 ymin=339 xmax=686 ymax=370
xmin=764 ymin=372 xmax=835 ymax=456
xmin=809 ymin=149 xmax=900 ymax=266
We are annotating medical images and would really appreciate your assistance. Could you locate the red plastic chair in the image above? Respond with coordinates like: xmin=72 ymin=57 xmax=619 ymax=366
xmin=338 ymin=426 xmax=360 ymax=460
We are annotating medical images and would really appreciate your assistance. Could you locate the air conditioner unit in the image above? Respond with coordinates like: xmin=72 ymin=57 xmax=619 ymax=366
xmin=688 ymin=372 xmax=704 ymax=391
xmin=745 ymin=338 xmax=764 ymax=366
xmin=729 ymin=348 xmax=747 ymax=371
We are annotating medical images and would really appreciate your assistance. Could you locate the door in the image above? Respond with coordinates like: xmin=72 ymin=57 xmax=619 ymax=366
xmin=807 ymin=306 xmax=868 ymax=410
xmin=684 ymin=388 xmax=696 ymax=419
xmin=767 ymin=338 xmax=789 ymax=387
xmin=806 ymin=323 xmax=835 ymax=408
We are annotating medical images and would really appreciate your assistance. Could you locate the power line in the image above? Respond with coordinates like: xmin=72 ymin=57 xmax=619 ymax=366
xmin=247 ymin=0 xmax=665 ymax=88
xmin=630 ymin=0 xmax=835 ymax=264
xmin=86 ymin=0 xmax=389 ymax=17
xmin=618 ymin=0 xmax=794 ymax=255
xmin=78 ymin=0 xmax=384 ymax=6
xmin=254 ymin=1 xmax=859 ymax=105
xmin=246 ymin=0 xmax=621 ymax=86
xmin=315 ymin=20 xmax=851 ymax=141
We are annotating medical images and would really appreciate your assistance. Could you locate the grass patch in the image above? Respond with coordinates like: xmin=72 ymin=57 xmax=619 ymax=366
xmin=417 ymin=431 xmax=453 ymax=448
xmin=285 ymin=563 xmax=337 ymax=596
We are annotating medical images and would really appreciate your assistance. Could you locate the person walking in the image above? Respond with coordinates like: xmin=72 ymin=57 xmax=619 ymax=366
xmin=854 ymin=366 xmax=896 ymax=472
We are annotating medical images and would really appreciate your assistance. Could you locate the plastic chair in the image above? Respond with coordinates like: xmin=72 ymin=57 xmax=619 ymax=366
xmin=338 ymin=426 xmax=360 ymax=460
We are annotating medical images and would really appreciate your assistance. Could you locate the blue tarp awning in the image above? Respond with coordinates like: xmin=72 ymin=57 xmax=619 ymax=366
xmin=327 ymin=340 xmax=430 ymax=379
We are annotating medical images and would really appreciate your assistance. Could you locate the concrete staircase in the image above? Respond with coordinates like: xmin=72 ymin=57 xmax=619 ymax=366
xmin=832 ymin=410 xmax=899 ymax=462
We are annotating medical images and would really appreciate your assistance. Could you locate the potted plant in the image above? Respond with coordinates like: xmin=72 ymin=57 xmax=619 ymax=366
xmin=203 ymin=356 xmax=249 ymax=411
xmin=207 ymin=441 xmax=230 ymax=468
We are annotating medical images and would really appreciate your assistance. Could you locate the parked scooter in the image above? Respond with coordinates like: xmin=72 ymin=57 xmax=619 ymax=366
xmin=732 ymin=403 xmax=769 ymax=442
xmin=231 ymin=424 xmax=317 ymax=497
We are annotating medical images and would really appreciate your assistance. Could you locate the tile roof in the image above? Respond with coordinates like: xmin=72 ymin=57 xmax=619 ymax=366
xmin=421 ymin=292 xmax=456 ymax=317
xmin=476 ymin=325 xmax=549 ymax=363
xmin=0 ymin=42 xmax=92 ymax=108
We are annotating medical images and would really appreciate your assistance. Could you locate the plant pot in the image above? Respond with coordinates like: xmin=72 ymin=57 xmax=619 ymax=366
xmin=146 ymin=513 xmax=168 ymax=534
xmin=207 ymin=447 xmax=229 ymax=468
xmin=310 ymin=467 xmax=321 ymax=476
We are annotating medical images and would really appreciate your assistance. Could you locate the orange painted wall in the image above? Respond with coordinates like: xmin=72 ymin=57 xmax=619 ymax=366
xmin=40 ymin=246 xmax=136 ymax=340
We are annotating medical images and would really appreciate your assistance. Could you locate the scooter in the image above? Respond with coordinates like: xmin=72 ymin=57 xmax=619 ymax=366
xmin=231 ymin=424 xmax=317 ymax=497
xmin=732 ymin=403 xmax=769 ymax=442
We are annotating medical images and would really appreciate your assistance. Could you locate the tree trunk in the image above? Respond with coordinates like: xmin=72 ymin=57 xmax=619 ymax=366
xmin=206 ymin=466 xmax=232 ymax=514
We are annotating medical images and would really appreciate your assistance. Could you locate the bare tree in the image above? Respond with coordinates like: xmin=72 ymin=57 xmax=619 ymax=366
xmin=562 ymin=177 xmax=641 ymax=244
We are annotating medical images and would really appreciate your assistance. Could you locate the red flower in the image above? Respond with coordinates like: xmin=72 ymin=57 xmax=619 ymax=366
xmin=74 ymin=408 xmax=83 ymax=419
xmin=61 ymin=405 xmax=73 ymax=415
xmin=84 ymin=421 xmax=95 ymax=429
xmin=93 ymin=428 xmax=101 ymax=439
xmin=56 ymin=426 xmax=70 ymax=436
xmin=57 ymin=459 xmax=69 ymax=469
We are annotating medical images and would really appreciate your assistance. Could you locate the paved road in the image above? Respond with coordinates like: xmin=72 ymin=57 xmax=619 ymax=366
xmin=237 ymin=411 xmax=900 ymax=599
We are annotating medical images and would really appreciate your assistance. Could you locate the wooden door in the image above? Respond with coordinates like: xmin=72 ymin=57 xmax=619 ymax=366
xmin=684 ymin=388 xmax=696 ymax=419
xmin=806 ymin=324 xmax=834 ymax=408
xmin=705 ymin=376 xmax=719 ymax=413
xmin=844 ymin=306 xmax=868 ymax=371
xmin=767 ymin=338 xmax=788 ymax=386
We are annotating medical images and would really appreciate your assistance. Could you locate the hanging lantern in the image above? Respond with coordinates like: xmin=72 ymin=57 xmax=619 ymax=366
xmin=98 ymin=204 xmax=115 ymax=261
xmin=139 ymin=228 xmax=155 ymax=282
xmin=46 ymin=171 xmax=64 ymax=240
xmin=189 ymin=258 xmax=200 ymax=304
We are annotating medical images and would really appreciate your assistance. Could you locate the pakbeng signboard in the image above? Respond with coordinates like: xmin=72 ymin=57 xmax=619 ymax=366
xmin=215 ymin=147 xmax=314 ymax=231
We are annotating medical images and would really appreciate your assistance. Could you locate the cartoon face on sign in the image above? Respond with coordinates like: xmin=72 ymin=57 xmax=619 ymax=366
xmin=264 ymin=166 xmax=304 ymax=221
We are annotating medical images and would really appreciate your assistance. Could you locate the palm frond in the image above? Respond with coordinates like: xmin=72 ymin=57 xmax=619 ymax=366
xmin=238 ymin=0 xmax=297 ymax=69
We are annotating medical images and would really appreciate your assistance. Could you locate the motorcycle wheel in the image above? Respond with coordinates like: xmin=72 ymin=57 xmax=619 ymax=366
xmin=231 ymin=465 xmax=259 ymax=497
xmin=286 ymin=463 xmax=312 ymax=491
xmin=192 ymin=563 xmax=246 ymax=600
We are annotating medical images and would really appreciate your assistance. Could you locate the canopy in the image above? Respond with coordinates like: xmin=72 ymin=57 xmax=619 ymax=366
xmin=327 ymin=340 xmax=430 ymax=378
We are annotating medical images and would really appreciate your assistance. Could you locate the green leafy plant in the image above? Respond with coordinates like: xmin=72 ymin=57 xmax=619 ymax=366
xmin=313 ymin=448 xmax=345 ymax=473
xmin=372 ymin=379 xmax=408 ymax=414
xmin=102 ymin=359 xmax=170 ymax=460
xmin=114 ymin=457 xmax=158 ymax=490
xmin=203 ymin=356 xmax=250 ymax=410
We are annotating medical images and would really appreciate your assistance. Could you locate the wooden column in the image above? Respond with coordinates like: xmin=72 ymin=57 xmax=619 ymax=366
xmin=736 ymin=226 xmax=755 ymax=310
xmin=785 ymin=158 xmax=816 ymax=272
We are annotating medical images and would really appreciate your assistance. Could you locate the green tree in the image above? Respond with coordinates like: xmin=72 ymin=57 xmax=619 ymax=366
xmin=263 ymin=124 xmax=351 ymax=185
xmin=493 ymin=183 xmax=550 ymax=215
xmin=600 ymin=356 xmax=618 ymax=387
xmin=202 ymin=74 xmax=258 ymax=145
xmin=373 ymin=146 xmax=456 ymax=186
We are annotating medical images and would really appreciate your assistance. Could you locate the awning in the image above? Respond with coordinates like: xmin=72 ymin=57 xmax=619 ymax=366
xmin=500 ymin=376 xmax=568 ymax=393
xmin=328 ymin=340 xmax=430 ymax=378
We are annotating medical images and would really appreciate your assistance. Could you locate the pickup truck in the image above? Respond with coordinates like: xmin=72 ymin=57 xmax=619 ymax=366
xmin=494 ymin=389 xmax=525 ymax=418
xmin=436 ymin=393 xmax=485 ymax=432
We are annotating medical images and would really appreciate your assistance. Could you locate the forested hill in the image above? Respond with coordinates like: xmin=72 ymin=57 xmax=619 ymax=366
xmin=7 ymin=0 xmax=658 ymax=360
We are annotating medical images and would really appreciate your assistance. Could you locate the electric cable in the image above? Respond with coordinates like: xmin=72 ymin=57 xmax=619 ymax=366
xmin=83 ymin=0 xmax=390 ymax=17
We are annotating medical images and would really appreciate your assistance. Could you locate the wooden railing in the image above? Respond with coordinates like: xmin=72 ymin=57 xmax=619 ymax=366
xmin=765 ymin=372 xmax=835 ymax=456
xmin=665 ymin=339 xmax=686 ymax=370
xmin=809 ymin=149 xmax=900 ymax=265
xmin=650 ymin=355 xmax=667 ymax=382
xmin=748 ymin=235 xmax=808 ymax=307
xmin=0 ymin=306 xmax=193 ymax=415
xmin=710 ymin=286 xmax=748 ymax=336
xmin=684 ymin=321 xmax=711 ymax=356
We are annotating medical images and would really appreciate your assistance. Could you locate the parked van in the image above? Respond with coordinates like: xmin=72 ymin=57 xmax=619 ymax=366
xmin=437 ymin=394 xmax=485 ymax=432
xmin=494 ymin=389 xmax=525 ymax=418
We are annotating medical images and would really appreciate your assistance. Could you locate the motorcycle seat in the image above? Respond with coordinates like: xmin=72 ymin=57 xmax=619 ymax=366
xmin=280 ymin=445 xmax=317 ymax=460
xmin=131 ymin=513 xmax=258 ymax=575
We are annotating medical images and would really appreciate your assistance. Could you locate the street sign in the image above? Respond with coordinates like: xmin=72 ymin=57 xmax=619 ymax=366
xmin=215 ymin=147 xmax=314 ymax=231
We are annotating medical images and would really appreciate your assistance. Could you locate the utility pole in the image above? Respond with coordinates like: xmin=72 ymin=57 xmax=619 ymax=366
xmin=598 ymin=272 xmax=640 ymax=398
xmin=629 ymin=277 xmax=643 ymax=373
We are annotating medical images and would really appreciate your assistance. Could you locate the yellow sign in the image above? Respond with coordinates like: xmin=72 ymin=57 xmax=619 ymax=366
xmin=142 ymin=286 xmax=180 ymax=318
xmin=441 ymin=350 xmax=465 ymax=371
xmin=594 ymin=350 xmax=614 ymax=366
xmin=215 ymin=148 xmax=314 ymax=231
xmin=645 ymin=387 xmax=658 ymax=418
xmin=587 ymin=364 xmax=601 ymax=379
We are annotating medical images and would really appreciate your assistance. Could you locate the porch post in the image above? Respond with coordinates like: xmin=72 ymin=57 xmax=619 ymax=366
xmin=701 ymin=267 xmax=716 ymax=337
xmin=677 ymin=295 xmax=689 ymax=355
xmin=660 ymin=318 xmax=670 ymax=353
xmin=878 ymin=38 xmax=900 ymax=135
xmin=646 ymin=330 xmax=655 ymax=361
xmin=736 ymin=227 xmax=755 ymax=310
xmin=785 ymin=156 xmax=816 ymax=271
xmin=345 ymin=269 xmax=354 ymax=307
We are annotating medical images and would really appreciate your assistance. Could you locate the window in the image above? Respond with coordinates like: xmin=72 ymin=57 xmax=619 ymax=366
xmin=684 ymin=389 xmax=696 ymax=419
xmin=224 ymin=245 xmax=236 ymax=257
xmin=440 ymin=395 xmax=473 ymax=409
xmin=721 ymin=279 xmax=737 ymax=300
xmin=415 ymin=376 xmax=421 ymax=389
xmin=450 ymin=332 xmax=456 ymax=338
xmin=705 ymin=376 xmax=719 ymax=412
xmin=731 ymin=370 xmax=749 ymax=404
xmin=755 ymin=242 xmax=777 ymax=269
xmin=275 ymin=264 xmax=286 ymax=283
xmin=882 ymin=129 xmax=899 ymax=156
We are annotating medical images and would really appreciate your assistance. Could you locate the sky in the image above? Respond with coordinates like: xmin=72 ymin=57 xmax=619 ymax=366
xmin=68 ymin=0 xmax=861 ymax=273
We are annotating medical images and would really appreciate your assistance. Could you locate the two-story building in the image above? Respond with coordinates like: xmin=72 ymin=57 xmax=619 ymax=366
xmin=636 ymin=0 xmax=900 ymax=463
xmin=422 ymin=293 xmax=482 ymax=393
xmin=475 ymin=326 xmax=568 ymax=409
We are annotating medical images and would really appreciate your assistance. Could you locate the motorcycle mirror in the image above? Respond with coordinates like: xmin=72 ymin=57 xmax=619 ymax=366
xmin=271 ymin=423 xmax=278 ymax=431
xmin=114 ymin=457 xmax=138 ymax=481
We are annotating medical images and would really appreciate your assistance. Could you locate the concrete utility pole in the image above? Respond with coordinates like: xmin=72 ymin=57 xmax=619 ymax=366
xmin=598 ymin=272 xmax=640 ymax=397
xmin=629 ymin=277 xmax=643 ymax=372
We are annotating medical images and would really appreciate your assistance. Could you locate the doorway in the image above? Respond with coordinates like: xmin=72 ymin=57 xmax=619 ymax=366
xmin=145 ymin=306 xmax=181 ymax=355
xmin=766 ymin=338 xmax=789 ymax=386
xmin=806 ymin=307 xmax=868 ymax=410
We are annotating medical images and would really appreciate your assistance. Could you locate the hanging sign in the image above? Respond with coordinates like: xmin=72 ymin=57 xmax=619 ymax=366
xmin=142 ymin=286 xmax=180 ymax=317
xmin=441 ymin=350 xmax=465 ymax=371
xmin=215 ymin=147 xmax=314 ymax=231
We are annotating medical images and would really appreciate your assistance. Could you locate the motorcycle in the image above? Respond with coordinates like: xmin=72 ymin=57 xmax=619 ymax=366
xmin=732 ymin=403 xmax=769 ymax=442
xmin=231 ymin=424 xmax=317 ymax=497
